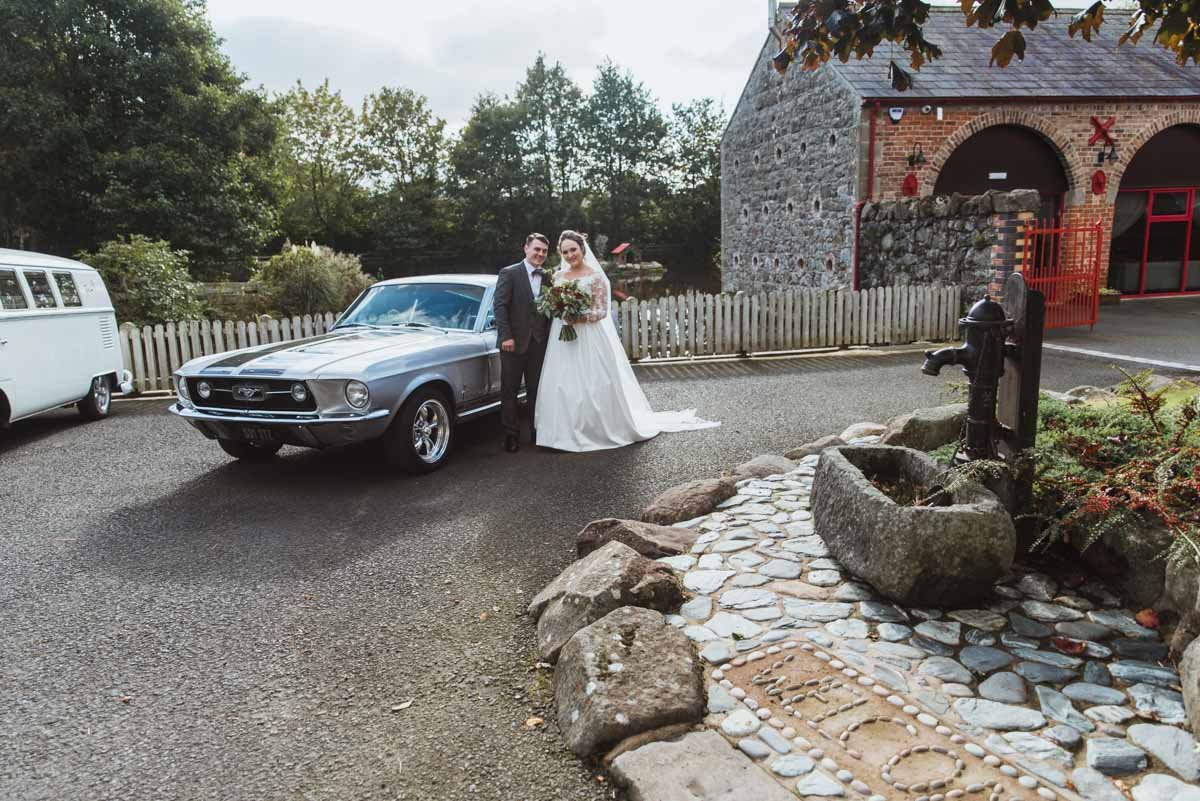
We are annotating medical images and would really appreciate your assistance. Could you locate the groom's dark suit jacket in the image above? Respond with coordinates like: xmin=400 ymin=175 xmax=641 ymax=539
xmin=494 ymin=262 xmax=551 ymax=354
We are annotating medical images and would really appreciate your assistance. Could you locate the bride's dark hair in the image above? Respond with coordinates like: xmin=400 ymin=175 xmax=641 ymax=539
xmin=558 ymin=230 xmax=586 ymax=251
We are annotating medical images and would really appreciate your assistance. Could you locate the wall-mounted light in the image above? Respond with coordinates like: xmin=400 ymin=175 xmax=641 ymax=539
xmin=907 ymin=143 xmax=926 ymax=167
xmin=1095 ymin=143 xmax=1118 ymax=165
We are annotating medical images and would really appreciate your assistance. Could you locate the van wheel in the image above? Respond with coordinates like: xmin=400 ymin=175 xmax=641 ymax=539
xmin=218 ymin=439 xmax=283 ymax=461
xmin=383 ymin=387 xmax=453 ymax=473
xmin=77 ymin=376 xmax=112 ymax=421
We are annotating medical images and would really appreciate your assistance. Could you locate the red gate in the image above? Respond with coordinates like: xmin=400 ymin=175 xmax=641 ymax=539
xmin=1020 ymin=221 xmax=1105 ymax=329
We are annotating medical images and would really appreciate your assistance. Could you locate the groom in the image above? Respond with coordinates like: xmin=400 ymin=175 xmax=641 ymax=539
xmin=494 ymin=233 xmax=552 ymax=452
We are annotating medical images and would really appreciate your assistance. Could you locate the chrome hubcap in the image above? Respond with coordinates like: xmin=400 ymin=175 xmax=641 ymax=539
xmin=412 ymin=399 xmax=450 ymax=464
xmin=95 ymin=378 xmax=111 ymax=413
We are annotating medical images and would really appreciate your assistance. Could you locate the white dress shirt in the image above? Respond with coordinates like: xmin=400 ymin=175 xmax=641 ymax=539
xmin=523 ymin=260 xmax=542 ymax=298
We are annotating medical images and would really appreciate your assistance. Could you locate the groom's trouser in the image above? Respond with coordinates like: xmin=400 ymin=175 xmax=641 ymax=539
xmin=500 ymin=336 xmax=547 ymax=436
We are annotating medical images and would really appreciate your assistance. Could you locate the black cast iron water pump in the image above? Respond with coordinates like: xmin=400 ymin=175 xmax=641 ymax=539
xmin=921 ymin=295 xmax=1013 ymax=461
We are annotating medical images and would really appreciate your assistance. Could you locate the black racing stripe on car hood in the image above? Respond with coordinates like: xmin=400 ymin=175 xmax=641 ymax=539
xmin=203 ymin=332 xmax=348 ymax=369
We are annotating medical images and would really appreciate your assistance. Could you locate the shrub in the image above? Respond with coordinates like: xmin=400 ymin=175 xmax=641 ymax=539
xmin=77 ymin=236 xmax=205 ymax=325
xmin=253 ymin=243 xmax=375 ymax=317
xmin=1030 ymin=371 xmax=1200 ymax=565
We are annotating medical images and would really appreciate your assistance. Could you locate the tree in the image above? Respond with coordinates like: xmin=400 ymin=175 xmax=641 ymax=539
xmin=651 ymin=99 xmax=726 ymax=272
xmin=360 ymin=87 xmax=452 ymax=260
xmin=448 ymin=94 xmax=537 ymax=264
xmin=772 ymin=0 xmax=1199 ymax=79
xmin=274 ymin=80 xmax=369 ymax=250
xmin=361 ymin=87 xmax=446 ymax=187
xmin=582 ymin=61 xmax=667 ymax=245
xmin=0 ymin=0 xmax=279 ymax=278
xmin=514 ymin=55 xmax=586 ymax=200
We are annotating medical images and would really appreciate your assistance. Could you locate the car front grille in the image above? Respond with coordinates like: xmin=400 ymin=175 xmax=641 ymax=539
xmin=187 ymin=377 xmax=317 ymax=412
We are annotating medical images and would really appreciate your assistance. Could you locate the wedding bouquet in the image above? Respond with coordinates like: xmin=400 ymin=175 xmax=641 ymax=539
xmin=536 ymin=280 xmax=592 ymax=341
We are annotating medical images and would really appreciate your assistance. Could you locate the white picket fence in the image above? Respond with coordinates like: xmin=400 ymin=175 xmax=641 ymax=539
xmin=119 ymin=284 xmax=964 ymax=393
xmin=119 ymin=312 xmax=340 ymax=393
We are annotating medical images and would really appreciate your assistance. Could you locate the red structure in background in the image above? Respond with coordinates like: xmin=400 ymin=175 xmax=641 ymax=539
xmin=1021 ymin=221 xmax=1105 ymax=329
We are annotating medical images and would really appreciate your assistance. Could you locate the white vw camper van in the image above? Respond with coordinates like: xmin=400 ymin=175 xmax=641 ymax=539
xmin=0 ymin=249 xmax=132 ymax=427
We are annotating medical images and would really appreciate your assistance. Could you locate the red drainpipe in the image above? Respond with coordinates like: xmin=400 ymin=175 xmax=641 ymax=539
xmin=852 ymin=102 xmax=879 ymax=291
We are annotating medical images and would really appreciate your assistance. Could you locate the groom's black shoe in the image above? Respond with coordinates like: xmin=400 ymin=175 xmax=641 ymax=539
xmin=504 ymin=434 xmax=520 ymax=453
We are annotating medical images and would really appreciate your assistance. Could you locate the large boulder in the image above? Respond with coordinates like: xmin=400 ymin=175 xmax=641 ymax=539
xmin=641 ymin=477 xmax=737 ymax=525
xmin=812 ymin=445 xmax=1015 ymax=607
xmin=528 ymin=540 xmax=683 ymax=662
xmin=610 ymin=730 xmax=798 ymax=801
xmin=785 ymin=434 xmax=845 ymax=460
xmin=1181 ymin=637 xmax=1200 ymax=735
xmin=577 ymin=518 xmax=700 ymax=560
xmin=728 ymin=454 xmax=796 ymax=480
xmin=882 ymin=403 xmax=968 ymax=451
xmin=1086 ymin=520 xmax=1174 ymax=609
xmin=839 ymin=422 xmax=887 ymax=441
xmin=1162 ymin=559 xmax=1200 ymax=658
xmin=555 ymin=606 xmax=704 ymax=756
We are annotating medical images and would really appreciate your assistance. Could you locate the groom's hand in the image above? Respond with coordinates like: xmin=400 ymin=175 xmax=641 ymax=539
xmin=501 ymin=338 xmax=515 ymax=352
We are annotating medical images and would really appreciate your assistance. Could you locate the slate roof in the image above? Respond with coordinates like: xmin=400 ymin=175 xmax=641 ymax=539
xmin=825 ymin=8 xmax=1200 ymax=99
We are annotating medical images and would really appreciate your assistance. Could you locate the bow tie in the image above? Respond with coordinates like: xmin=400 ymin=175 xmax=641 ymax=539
xmin=531 ymin=268 xmax=546 ymax=277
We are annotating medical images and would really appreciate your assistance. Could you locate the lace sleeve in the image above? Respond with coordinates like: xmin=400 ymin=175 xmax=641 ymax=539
xmin=581 ymin=275 xmax=609 ymax=322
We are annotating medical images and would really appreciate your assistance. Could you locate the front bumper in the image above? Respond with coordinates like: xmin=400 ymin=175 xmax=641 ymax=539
xmin=169 ymin=403 xmax=392 ymax=449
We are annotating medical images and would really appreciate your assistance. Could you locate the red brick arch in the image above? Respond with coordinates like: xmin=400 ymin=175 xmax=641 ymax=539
xmin=923 ymin=110 xmax=1083 ymax=202
xmin=1105 ymin=109 xmax=1200 ymax=202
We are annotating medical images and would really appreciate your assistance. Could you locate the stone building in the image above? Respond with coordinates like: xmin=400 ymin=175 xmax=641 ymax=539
xmin=722 ymin=5 xmax=1200 ymax=298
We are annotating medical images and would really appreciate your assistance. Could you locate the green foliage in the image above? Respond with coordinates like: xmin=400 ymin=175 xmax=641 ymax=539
xmin=78 ymin=235 xmax=204 ymax=326
xmin=252 ymin=244 xmax=374 ymax=317
xmin=1029 ymin=372 xmax=1200 ymax=565
xmin=772 ymin=0 xmax=1200 ymax=79
xmin=0 ymin=0 xmax=279 ymax=277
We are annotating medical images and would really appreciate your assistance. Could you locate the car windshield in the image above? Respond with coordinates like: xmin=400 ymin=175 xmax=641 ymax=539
xmin=336 ymin=283 xmax=485 ymax=331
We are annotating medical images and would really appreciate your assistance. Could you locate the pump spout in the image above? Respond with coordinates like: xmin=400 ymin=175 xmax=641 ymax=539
xmin=921 ymin=344 xmax=974 ymax=376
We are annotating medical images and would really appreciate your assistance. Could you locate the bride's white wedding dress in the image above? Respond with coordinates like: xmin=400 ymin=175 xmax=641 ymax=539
xmin=535 ymin=263 xmax=719 ymax=452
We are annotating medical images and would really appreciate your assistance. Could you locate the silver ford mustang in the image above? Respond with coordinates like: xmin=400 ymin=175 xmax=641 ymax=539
xmin=170 ymin=275 xmax=509 ymax=472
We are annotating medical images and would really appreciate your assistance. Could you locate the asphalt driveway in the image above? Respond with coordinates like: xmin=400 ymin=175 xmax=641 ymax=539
xmin=0 ymin=348 xmax=1161 ymax=801
xmin=1044 ymin=294 xmax=1200 ymax=371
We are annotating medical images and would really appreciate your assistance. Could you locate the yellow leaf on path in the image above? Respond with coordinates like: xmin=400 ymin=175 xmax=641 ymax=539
xmin=525 ymin=717 xmax=544 ymax=728
xmin=390 ymin=700 xmax=413 ymax=712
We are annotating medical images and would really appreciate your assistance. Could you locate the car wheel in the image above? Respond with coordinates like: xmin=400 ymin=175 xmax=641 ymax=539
xmin=77 ymin=375 xmax=112 ymax=421
xmin=217 ymin=438 xmax=283 ymax=461
xmin=384 ymin=386 xmax=453 ymax=473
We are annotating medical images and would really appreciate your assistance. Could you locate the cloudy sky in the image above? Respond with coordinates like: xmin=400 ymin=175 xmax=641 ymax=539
xmin=205 ymin=0 xmax=770 ymax=126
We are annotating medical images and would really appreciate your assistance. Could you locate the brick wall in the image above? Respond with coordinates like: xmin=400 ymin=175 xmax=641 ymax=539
xmin=868 ymin=102 xmax=1200 ymax=282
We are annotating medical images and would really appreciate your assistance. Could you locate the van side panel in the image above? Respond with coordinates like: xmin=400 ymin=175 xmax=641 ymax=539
xmin=0 ymin=260 xmax=124 ymax=422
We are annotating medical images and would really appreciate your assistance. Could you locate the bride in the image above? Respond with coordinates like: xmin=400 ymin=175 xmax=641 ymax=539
xmin=534 ymin=230 xmax=720 ymax=452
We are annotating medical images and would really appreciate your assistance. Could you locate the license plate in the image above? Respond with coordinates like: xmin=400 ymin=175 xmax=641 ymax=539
xmin=241 ymin=425 xmax=276 ymax=442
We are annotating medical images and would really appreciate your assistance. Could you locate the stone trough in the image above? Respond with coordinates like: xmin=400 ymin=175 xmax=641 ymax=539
xmin=812 ymin=445 xmax=1016 ymax=608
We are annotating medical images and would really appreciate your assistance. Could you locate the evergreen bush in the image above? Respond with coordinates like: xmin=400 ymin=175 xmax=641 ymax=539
xmin=77 ymin=236 xmax=204 ymax=326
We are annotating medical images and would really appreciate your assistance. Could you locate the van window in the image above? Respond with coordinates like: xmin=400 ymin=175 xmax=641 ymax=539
xmin=23 ymin=270 xmax=58 ymax=309
xmin=53 ymin=271 xmax=83 ymax=307
xmin=0 ymin=269 xmax=28 ymax=310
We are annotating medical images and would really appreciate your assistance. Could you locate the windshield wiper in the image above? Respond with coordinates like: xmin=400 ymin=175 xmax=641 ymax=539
xmin=392 ymin=321 xmax=446 ymax=331
xmin=332 ymin=322 xmax=378 ymax=331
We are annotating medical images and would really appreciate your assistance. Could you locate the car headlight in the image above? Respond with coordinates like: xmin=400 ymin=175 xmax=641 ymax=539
xmin=196 ymin=380 xmax=212 ymax=400
xmin=175 ymin=375 xmax=191 ymax=402
xmin=291 ymin=382 xmax=308 ymax=403
xmin=345 ymin=380 xmax=370 ymax=409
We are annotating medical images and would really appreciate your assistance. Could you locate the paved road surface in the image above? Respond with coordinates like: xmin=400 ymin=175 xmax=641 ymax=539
xmin=0 ymin=347 xmax=1174 ymax=801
